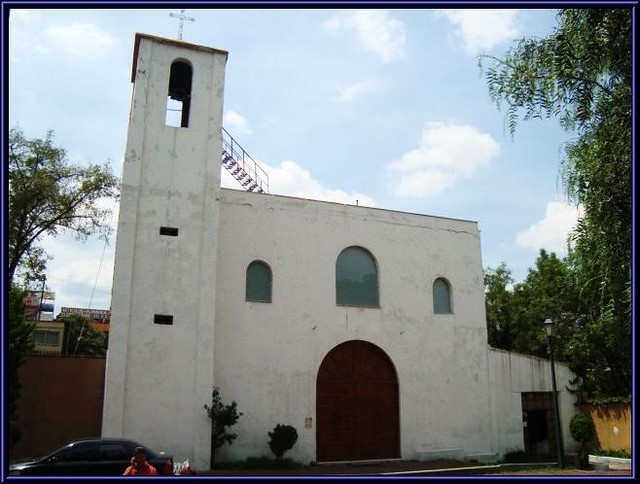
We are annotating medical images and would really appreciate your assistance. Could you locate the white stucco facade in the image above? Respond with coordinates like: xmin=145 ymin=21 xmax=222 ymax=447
xmin=103 ymin=33 xmax=578 ymax=470
xmin=214 ymin=190 xmax=492 ymax=463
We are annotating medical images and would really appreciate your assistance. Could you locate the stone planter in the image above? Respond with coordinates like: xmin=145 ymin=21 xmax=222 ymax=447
xmin=588 ymin=454 xmax=631 ymax=471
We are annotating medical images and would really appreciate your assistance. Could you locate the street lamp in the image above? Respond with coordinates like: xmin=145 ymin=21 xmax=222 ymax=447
xmin=543 ymin=317 xmax=565 ymax=468
xmin=38 ymin=275 xmax=47 ymax=322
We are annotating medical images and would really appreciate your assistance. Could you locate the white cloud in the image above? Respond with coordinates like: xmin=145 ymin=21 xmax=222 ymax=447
xmin=9 ymin=9 xmax=42 ymax=24
xmin=338 ymin=79 xmax=386 ymax=102
xmin=323 ymin=10 xmax=406 ymax=62
xmin=388 ymin=121 xmax=500 ymax=198
xmin=392 ymin=169 xmax=458 ymax=197
xmin=516 ymin=201 xmax=585 ymax=255
xmin=33 ymin=195 xmax=119 ymax=313
xmin=44 ymin=23 xmax=118 ymax=60
xmin=224 ymin=110 xmax=253 ymax=136
xmin=10 ymin=18 xmax=118 ymax=63
xmin=438 ymin=9 xmax=521 ymax=55
xmin=40 ymin=232 xmax=116 ymax=313
xmin=269 ymin=160 xmax=376 ymax=206
xmin=322 ymin=15 xmax=342 ymax=32
xmin=222 ymin=159 xmax=375 ymax=207
xmin=9 ymin=12 xmax=48 ymax=60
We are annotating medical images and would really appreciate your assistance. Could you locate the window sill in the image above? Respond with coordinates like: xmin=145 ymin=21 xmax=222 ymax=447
xmin=337 ymin=304 xmax=381 ymax=309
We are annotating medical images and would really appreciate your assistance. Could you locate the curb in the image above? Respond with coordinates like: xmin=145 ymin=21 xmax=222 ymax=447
xmin=381 ymin=465 xmax=501 ymax=476
xmin=588 ymin=455 xmax=632 ymax=471
xmin=381 ymin=462 xmax=558 ymax=476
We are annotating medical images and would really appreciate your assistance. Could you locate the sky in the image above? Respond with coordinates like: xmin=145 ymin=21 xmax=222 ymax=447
xmin=7 ymin=7 xmax=584 ymax=316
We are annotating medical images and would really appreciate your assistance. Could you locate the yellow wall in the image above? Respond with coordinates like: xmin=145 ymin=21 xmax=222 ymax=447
xmin=582 ymin=403 xmax=631 ymax=452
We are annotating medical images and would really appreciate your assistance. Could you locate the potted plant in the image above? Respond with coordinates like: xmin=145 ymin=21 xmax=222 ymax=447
xmin=569 ymin=413 xmax=596 ymax=469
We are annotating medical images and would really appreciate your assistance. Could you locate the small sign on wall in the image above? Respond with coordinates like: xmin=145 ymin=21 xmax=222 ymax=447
xmin=305 ymin=417 xmax=312 ymax=429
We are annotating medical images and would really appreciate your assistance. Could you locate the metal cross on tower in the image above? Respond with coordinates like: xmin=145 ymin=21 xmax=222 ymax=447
xmin=169 ymin=9 xmax=195 ymax=40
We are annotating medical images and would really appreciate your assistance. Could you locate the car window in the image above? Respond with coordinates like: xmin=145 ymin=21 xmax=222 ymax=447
xmin=99 ymin=443 xmax=130 ymax=460
xmin=56 ymin=442 xmax=99 ymax=461
xmin=121 ymin=442 xmax=140 ymax=456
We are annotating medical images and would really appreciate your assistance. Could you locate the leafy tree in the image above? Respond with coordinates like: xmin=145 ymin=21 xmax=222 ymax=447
xmin=511 ymin=250 xmax=579 ymax=361
xmin=7 ymin=126 xmax=116 ymax=445
xmin=480 ymin=9 xmax=631 ymax=396
xmin=7 ymin=285 xmax=35 ymax=445
xmin=268 ymin=424 xmax=299 ymax=459
xmin=203 ymin=387 xmax=243 ymax=468
xmin=563 ymin=290 xmax=631 ymax=397
xmin=484 ymin=263 xmax=515 ymax=351
xmin=59 ymin=313 xmax=108 ymax=357
xmin=485 ymin=252 xmax=579 ymax=359
xmin=8 ymin=126 xmax=119 ymax=286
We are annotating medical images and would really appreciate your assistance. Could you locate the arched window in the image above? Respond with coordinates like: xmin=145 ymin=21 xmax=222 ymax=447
xmin=166 ymin=60 xmax=193 ymax=128
xmin=433 ymin=277 xmax=452 ymax=314
xmin=246 ymin=261 xmax=272 ymax=303
xmin=336 ymin=246 xmax=379 ymax=307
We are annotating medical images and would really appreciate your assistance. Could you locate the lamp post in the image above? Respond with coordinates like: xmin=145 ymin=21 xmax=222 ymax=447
xmin=543 ymin=317 xmax=565 ymax=468
xmin=38 ymin=275 xmax=47 ymax=321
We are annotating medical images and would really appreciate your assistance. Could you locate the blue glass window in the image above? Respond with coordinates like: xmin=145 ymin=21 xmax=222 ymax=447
xmin=336 ymin=247 xmax=379 ymax=307
xmin=246 ymin=261 xmax=272 ymax=303
xmin=433 ymin=278 xmax=452 ymax=313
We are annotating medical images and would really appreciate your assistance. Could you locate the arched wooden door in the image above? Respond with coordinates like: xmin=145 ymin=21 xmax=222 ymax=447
xmin=316 ymin=340 xmax=400 ymax=462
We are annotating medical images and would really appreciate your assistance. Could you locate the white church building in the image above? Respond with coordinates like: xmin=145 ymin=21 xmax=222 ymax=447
xmin=102 ymin=33 xmax=579 ymax=469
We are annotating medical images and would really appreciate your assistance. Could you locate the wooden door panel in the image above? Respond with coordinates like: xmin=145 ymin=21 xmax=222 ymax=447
xmin=316 ymin=340 xmax=399 ymax=462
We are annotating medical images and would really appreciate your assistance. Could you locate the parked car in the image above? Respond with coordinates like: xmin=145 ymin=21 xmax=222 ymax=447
xmin=9 ymin=438 xmax=174 ymax=476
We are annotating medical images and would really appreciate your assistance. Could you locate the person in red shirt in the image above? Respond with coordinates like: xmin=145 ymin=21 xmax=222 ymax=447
xmin=123 ymin=447 xmax=159 ymax=476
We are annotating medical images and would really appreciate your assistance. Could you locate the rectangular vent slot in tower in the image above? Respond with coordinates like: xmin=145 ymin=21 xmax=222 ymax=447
xmin=160 ymin=226 xmax=179 ymax=236
xmin=154 ymin=314 xmax=174 ymax=325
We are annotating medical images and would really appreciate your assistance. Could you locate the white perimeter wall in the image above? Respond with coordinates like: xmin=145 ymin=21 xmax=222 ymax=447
xmin=488 ymin=348 xmax=579 ymax=458
xmin=213 ymin=189 xmax=493 ymax=464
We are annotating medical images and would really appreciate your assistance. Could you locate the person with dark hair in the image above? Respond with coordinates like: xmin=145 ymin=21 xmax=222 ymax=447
xmin=123 ymin=447 xmax=159 ymax=476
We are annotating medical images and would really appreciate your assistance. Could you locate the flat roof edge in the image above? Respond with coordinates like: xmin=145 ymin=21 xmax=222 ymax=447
xmin=131 ymin=32 xmax=229 ymax=83
xmin=220 ymin=188 xmax=479 ymax=225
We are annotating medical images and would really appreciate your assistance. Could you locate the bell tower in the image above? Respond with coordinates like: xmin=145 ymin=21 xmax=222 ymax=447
xmin=103 ymin=33 xmax=228 ymax=469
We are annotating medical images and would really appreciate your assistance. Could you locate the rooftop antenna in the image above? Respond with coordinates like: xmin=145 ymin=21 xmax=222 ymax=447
xmin=169 ymin=9 xmax=195 ymax=40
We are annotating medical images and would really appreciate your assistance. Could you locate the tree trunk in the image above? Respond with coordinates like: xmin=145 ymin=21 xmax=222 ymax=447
xmin=209 ymin=431 xmax=215 ymax=469
xmin=575 ymin=453 xmax=589 ymax=469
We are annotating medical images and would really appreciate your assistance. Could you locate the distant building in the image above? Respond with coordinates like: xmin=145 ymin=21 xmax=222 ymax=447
xmin=23 ymin=290 xmax=55 ymax=321
xmin=23 ymin=290 xmax=62 ymax=353
xmin=59 ymin=307 xmax=111 ymax=334
xmin=31 ymin=321 xmax=64 ymax=354
xmin=27 ymin=305 xmax=111 ymax=355
xmin=59 ymin=307 xmax=111 ymax=323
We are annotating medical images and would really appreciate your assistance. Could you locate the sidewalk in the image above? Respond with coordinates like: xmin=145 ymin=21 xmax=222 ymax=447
xmin=200 ymin=459 xmax=633 ymax=477
xmin=201 ymin=459 xmax=476 ymax=476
